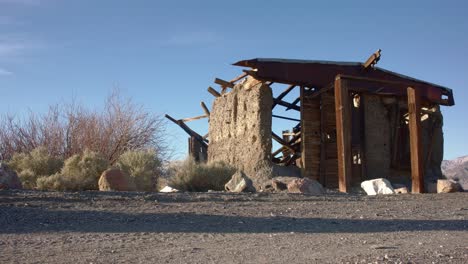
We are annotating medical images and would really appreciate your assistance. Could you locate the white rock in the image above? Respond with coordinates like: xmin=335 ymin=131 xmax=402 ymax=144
xmin=361 ymin=178 xmax=395 ymax=195
xmin=159 ymin=186 xmax=179 ymax=193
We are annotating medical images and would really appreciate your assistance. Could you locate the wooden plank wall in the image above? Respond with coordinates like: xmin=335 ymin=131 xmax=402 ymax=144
xmin=301 ymin=87 xmax=321 ymax=180
xmin=321 ymin=92 xmax=339 ymax=188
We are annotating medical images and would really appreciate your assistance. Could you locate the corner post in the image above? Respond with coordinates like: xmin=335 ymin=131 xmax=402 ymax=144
xmin=334 ymin=76 xmax=352 ymax=192
xmin=407 ymin=87 xmax=425 ymax=193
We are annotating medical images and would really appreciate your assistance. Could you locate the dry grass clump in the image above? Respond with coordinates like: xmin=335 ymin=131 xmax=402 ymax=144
xmin=37 ymin=150 xmax=109 ymax=191
xmin=116 ymin=149 xmax=161 ymax=192
xmin=168 ymin=158 xmax=235 ymax=192
xmin=7 ymin=147 xmax=63 ymax=189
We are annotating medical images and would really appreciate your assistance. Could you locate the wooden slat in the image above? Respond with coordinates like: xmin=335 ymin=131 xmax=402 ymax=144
xmin=207 ymin=87 xmax=221 ymax=97
xmin=274 ymin=99 xmax=301 ymax=111
xmin=179 ymin=114 xmax=208 ymax=123
xmin=200 ymin=102 xmax=210 ymax=117
xmin=229 ymin=72 xmax=248 ymax=83
xmin=272 ymin=85 xmax=296 ymax=109
xmin=272 ymin=132 xmax=295 ymax=153
xmin=272 ymin=114 xmax=300 ymax=122
xmin=407 ymin=86 xmax=425 ymax=193
xmin=334 ymin=76 xmax=352 ymax=193
xmin=214 ymin=78 xmax=234 ymax=88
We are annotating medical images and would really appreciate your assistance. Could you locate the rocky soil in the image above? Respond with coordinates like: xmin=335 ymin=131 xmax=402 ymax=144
xmin=0 ymin=190 xmax=467 ymax=264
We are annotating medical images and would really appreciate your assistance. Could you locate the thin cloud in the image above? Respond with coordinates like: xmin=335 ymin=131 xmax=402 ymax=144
xmin=0 ymin=68 xmax=13 ymax=76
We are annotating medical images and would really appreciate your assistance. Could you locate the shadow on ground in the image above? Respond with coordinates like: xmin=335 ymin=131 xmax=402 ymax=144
xmin=1 ymin=205 xmax=466 ymax=234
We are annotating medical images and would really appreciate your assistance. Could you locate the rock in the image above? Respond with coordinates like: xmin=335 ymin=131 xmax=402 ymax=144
xmin=98 ymin=168 xmax=135 ymax=192
xmin=361 ymin=178 xmax=395 ymax=195
xmin=159 ymin=186 xmax=179 ymax=193
xmin=394 ymin=187 xmax=409 ymax=194
xmin=287 ymin=178 xmax=324 ymax=195
xmin=437 ymin=179 xmax=460 ymax=193
xmin=271 ymin=176 xmax=300 ymax=192
xmin=0 ymin=162 xmax=22 ymax=190
xmin=225 ymin=171 xmax=256 ymax=193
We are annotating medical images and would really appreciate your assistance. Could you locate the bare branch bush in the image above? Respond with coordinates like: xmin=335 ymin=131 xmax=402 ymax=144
xmin=0 ymin=91 xmax=168 ymax=164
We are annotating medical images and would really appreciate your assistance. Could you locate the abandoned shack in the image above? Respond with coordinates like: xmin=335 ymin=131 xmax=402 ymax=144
xmin=166 ymin=51 xmax=455 ymax=193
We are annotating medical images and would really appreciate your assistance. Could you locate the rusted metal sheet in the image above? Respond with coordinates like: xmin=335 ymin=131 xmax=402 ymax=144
xmin=234 ymin=58 xmax=454 ymax=106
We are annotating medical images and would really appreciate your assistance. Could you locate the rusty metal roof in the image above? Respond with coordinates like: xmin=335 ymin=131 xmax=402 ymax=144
xmin=233 ymin=58 xmax=454 ymax=106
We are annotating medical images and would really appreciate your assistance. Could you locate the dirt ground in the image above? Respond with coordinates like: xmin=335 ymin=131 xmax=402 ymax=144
xmin=0 ymin=190 xmax=467 ymax=264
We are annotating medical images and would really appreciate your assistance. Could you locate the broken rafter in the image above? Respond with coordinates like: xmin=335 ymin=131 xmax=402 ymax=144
xmin=272 ymin=132 xmax=295 ymax=153
xmin=273 ymin=99 xmax=301 ymax=111
xmin=272 ymin=84 xmax=296 ymax=109
xmin=200 ymin=102 xmax=210 ymax=117
xmin=229 ymin=72 xmax=248 ymax=83
xmin=363 ymin=49 xmax=382 ymax=69
xmin=214 ymin=78 xmax=234 ymax=88
xmin=165 ymin=114 xmax=208 ymax=147
xmin=272 ymin=114 xmax=300 ymax=122
xmin=179 ymin=114 xmax=208 ymax=123
xmin=207 ymin=86 xmax=221 ymax=97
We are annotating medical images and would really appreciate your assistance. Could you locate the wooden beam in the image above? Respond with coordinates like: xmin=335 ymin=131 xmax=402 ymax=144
xmin=200 ymin=102 xmax=210 ymax=117
xmin=229 ymin=72 xmax=248 ymax=83
xmin=272 ymin=85 xmax=296 ymax=109
xmin=273 ymin=99 xmax=301 ymax=111
xmin=286 ymin=97 xmax=300 ymax=111
xmin=272 ymin=132 xmax=295 ymax=153
xmin=334 ymin=76 xmax=352 ymax=193
xmin=363 ymin=49 xmax=381 ymax=69
xmin=407 ymin=86 xmax=425 ymax=193
xmin=165 ymin=114 xmax=208 ymax=146
xmin=207 ymin=87 xmax=221 ymax=97
xmin=214 ymin=78 xmax=234 ymax=88
xmin=179 ymin=114 xmax=208 ymax=123
xmin=272 ymin=114 xmax=300 ymax=122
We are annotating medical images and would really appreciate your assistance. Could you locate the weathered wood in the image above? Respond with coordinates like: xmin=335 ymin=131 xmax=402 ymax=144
xmin=214 ymin=78 xmax=234 ymax=88
xmin=272 ymin=85 xmax=296 ymax=109
xmin=363 ymin=49 xmax=381 ymax=69
xmin=274 ymin=99 xmax=301 ymax=111
xmin=200 ymin=102 xmax=210 ymax=117
xmin=407 ymin=86 xmax=425 ymax=193
xmin=229 ymin=72 xmax=248 ymax=83
xmin=179 ymin=114 xmax=208 ymax=123
xmin=286 ymin=97 xmax=300 ymax=111
xmin=319 ymin=93 xmax=327 ymax=185
xmin=165 ymin=114 xmax=208 ymax=147
xmin=272 ymin=114 xmax=300 ymax=122
xmin=272 ymin=132 xmax=295 ymax=153
xmin=301 ymin=86 xmax=321 ymax=180
xmin=207 ymin=86 xmax=221 ymax=97
xmin=334 ymin=76 xmax=352 ymax=193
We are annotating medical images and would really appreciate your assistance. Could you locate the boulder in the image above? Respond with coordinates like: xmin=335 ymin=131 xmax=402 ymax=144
xmin=271 ymin=176 xmax=300 ymax=192
xmin=0 ymin=162 xmax=22 ymax=190
xmin=159 ymin=186 xmax=179 ymax=193
xmin=287 ymin=178 xmax=324 ymax=195
xmin=98 ymin=168 xmax=135 ymax=192
xmin=437 ymin=179 xmax=460 ymax=193
xmin=225 ymin=171 xmax=256 ymax=193
xmin=361 ymin=178 xmax=395 ymax=195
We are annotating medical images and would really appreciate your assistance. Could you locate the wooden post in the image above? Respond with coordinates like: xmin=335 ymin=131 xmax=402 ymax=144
xmin=334 ymin=76 xmax=352 ymax=192
xmin=407 ymin=87 xmax=425 ymax=193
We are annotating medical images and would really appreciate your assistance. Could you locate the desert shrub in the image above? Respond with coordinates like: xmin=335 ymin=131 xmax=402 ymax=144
xmin=168 ymin=158 xmax=236 ymax=192
xmin=7 ymin=147 xmax=63 ymax=189
xmin=0 ymin=91 xmax=167 ymax=163
xmin=116 ymin=149 xmax=161 ymax=191
xmin=37 ymin=150 xmax=109 ymax=191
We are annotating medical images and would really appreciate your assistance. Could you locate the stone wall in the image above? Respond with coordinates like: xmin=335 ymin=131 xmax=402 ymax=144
xmin=208 ymin=77 xmax=274 ymax=185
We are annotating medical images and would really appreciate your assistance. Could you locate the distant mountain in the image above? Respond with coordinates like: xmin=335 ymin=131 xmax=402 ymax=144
xmin=442 ymin=155 xmax=468 ymax=190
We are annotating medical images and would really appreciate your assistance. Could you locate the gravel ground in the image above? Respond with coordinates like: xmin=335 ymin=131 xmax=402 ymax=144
xmin=0 ymin=190 xmax=467 ymax=264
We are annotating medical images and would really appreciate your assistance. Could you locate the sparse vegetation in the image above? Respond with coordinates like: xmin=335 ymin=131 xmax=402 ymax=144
xmin=116 ymin=149 xmax=161 ymax=191
xmin=168 ymin=158 xmax=236 ymax=192
xmin=7 ymin=147 xmax=63 ymax=189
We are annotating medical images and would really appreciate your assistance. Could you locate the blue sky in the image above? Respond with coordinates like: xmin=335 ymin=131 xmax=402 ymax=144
xmin=1 ymin=0 xmax=467 ymax=160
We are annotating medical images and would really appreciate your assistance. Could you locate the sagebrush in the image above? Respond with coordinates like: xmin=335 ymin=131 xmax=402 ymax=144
xmin=37 ymin=150 xmax=109 ymax=191
xmin=168 ymin=158 xmax=235 ymax=192
xmin=7 ymin=147 xmax=63 ymax=189
xmin=116 ymin=149 xmax=161 ymax=191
